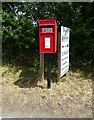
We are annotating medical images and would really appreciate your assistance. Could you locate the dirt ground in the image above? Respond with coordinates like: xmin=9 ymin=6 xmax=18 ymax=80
xmin=1 ymin=65 xmax=92 ymax=118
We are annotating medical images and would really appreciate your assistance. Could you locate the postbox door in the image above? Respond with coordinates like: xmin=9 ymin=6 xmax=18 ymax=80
xmin=40 ymin=34 xmax=54 ymax=53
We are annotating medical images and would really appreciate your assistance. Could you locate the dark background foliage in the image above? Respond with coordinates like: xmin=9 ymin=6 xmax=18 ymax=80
xmin=2 ymin=2 xmax=94 ymax=71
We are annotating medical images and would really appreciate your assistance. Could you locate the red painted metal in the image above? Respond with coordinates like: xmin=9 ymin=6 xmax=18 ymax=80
xmin=38 ymin=19 xmax=57 ymax=53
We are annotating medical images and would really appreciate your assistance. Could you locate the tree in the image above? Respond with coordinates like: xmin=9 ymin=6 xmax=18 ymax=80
xmin=2 ymin=2 xmax=94 ymax=68
xmin=2 ymin=2 xmax=38 ymax=65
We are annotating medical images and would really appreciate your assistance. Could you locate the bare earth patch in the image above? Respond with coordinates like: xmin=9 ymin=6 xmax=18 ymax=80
xmin=1 ymin=66 xmax=92 ymax=118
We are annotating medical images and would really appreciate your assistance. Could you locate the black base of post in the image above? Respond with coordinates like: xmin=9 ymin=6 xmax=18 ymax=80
xmin=47 ymin=54 xmax=51 ymax=89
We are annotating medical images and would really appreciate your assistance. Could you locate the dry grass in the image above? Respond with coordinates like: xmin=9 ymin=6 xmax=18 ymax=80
xmin=1 ymin=65 xmax=93 ymax=118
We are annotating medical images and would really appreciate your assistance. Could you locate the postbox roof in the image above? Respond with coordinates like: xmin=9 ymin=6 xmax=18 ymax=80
xmin=38 ymin=19 xmax=56 ymax=26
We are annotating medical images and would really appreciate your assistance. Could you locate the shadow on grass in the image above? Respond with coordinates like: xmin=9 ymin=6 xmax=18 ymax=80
xmin=16 ymin=65 xmax=93 ymax=89
xmin=14 ymin=66 xmax=39 ymax=88
xmin=2 ymin=58 xmax=93 ymax=89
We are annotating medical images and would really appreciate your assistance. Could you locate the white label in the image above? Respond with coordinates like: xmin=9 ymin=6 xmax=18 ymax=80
xmin=42 ymin=28 xmax=52 ymax=32
xmin=45 ymin=38 xmax=50 ymax=48
xmin=60 ymin=26 xmax=70 ymax=77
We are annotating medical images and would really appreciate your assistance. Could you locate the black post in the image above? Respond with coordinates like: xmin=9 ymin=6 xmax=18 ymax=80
xmin=47 ymin=54 xmax=51 ymax=89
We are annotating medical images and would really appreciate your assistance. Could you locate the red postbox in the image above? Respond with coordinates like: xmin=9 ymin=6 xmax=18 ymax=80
xmin=38 ymin=19 xmax=57 ymax=53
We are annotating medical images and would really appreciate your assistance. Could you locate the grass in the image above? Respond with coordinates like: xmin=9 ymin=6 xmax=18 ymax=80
xmin=1 ymin=60 xmax=93 ymax=90
xmin=2 ymin=64 xmax=39 ymax=88
xmin=1 ymin=64 xmax=92 ymax=118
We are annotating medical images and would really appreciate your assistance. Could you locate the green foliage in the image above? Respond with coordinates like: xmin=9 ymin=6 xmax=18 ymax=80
xmin=2 ymin=2 xmax=39 ymax=66
xmin=2 ymin=2 xmax=94 ymax=69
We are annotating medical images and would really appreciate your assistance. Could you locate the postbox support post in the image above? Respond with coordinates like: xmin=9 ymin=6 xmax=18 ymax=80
xmin=47 ymin=54 xmax=51 ymax=89
xmin=57 ymin=32 xmax=61 ymax=83
xmin=40 ymin=53 xmax=44 ymax=81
